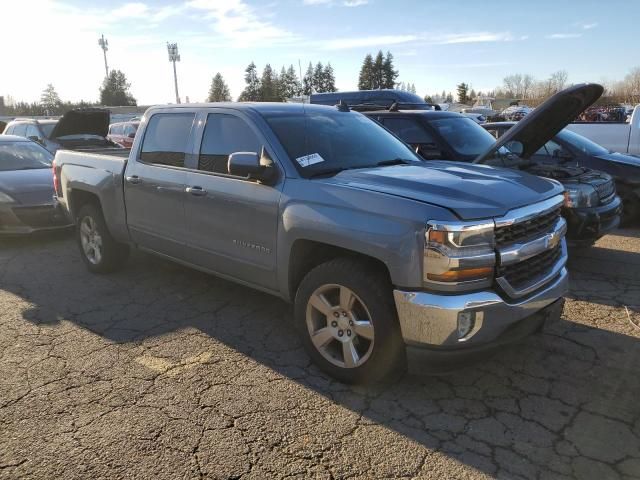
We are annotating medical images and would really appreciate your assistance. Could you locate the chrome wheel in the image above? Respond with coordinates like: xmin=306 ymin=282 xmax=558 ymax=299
xmin=305 ymin=284 xmax=375 ymax=369
xmin=79 ymin=216 xmax=103 ymax=265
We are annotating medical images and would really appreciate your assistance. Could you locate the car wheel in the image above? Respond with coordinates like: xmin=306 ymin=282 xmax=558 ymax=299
xmin=294 ymin=258 xmax=405 ymax=384
xmin=619 ymin=185 xmax=640 ymax=227
xmin=77 ymin=203 xmax=129 ymax=273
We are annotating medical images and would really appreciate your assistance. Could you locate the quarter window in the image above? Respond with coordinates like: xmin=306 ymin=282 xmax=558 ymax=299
xmin=199 ymin=114 xmax=261 ymax=174
xmin=140 ymin=113 xmax=194 ymax=167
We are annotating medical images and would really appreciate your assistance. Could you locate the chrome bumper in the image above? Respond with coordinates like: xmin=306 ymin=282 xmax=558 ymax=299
xmin=393 ymin=266 xmax=568 ymax=348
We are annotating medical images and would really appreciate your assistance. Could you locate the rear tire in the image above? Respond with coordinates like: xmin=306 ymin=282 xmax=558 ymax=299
xmin=294 ymin=258 xmax=405 ymax=384
xmin=76 ymin=203 xmax=129 ymax=273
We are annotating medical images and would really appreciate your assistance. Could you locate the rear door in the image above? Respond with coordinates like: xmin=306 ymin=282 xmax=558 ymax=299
xmin=124 ymin=111 xmax=195 ymax=259
xmin=183 ymin=110 xmax=282 ymax=290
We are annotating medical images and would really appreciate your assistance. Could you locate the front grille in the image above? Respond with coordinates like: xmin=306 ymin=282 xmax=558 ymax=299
xmin=594 ymin=179 xmax=615 ymax=201
xmin=495 ymin=207 xmax=561 ymax=247
xmin=13 ymin=205 xmax=68 ymax=228
xmin=497 ymin=243 xmax=562 ymax=292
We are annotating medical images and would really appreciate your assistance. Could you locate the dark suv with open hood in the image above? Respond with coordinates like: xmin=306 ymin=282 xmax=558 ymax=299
xmin=3 ymin=108 xmax=122 ymax=154
xmin=362 ymin=84 xmax=622 ymax=246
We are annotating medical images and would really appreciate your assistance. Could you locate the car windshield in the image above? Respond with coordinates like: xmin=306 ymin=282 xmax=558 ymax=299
xmin=262 ymin=108 xmax=422 ymax=177
xmin=428 ymin=117 xmax=498 ymax=159
xmin=556 ymin=129 xmax=610 ymax=156
xmin=0 ymin=141 xmax=53 ymax=171
xmin=39 ymin=123 xmax=56 ymax=138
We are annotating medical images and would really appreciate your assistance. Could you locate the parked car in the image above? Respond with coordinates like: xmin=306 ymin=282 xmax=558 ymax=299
xmin=485 ymin=121 xmax=640 ymax=225
xmin=462 ymin=112 xmax=487 ymax=124
xmin=363 ymin=84 xmax=621 ymax=245
xmin=310 ymin=89 xmax=433 ymax=109
xmin=107 ymin=121 xmax=139 ymax=148
xmin=54 ymin=101 xmax=569 ymax=383
xmin=3 ymin=108 xmax=122 ymax=154
xmin=566 ymin=105 xmax=639 ymax=156
xmin=0 ymin=135 xmax=72 ymax=234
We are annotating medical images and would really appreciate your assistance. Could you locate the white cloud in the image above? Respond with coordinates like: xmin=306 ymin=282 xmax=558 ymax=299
xmin=546 ymin=33 xmax=582 ymax=39
xmin=320 ymin=34 xmax=419 ymax=50
xmin=433 ymin=31 xmax=516 ymax=44
xmin=187 ymin=0 xmax=295 ymax=47
xmin=344 ymin=0 xmax=369 ymax=6
xmin=303 ymin=0 xmax=332 ymax=4
xmin=582 ymin=22 xmax=598 ymax=30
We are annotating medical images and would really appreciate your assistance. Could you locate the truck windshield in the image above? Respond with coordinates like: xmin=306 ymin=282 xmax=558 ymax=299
xmin=429 ymin=117 xmax=498 ymax=160
xmin=556 ymin=129 xmax=610 ymax=156
xmin=262 ymin=110 xmax=421 ymax=177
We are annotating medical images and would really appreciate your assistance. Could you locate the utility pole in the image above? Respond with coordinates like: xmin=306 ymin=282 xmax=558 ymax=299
xmin=167 ymin=42 xmax=181 ymax=104
xmin=98 ymin=34 xmax=109 ymax=78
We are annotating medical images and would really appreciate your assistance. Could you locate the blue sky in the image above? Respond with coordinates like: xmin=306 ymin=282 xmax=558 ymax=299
xmin=2 ymin=0 xmax=639 ymax=105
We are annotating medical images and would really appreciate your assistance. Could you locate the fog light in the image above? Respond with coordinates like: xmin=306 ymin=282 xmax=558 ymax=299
xmin=457 ymin=311 xmax=476 ymax=339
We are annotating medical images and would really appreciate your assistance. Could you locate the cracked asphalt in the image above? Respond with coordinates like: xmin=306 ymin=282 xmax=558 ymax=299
xmin=1 ymin=229 xmax=639 ymax=480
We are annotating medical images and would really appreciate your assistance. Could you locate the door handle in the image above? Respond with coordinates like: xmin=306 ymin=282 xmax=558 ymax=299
xmin=186 ymin=186 xmax=207 ymax=197
xmin=126 ymin=175 xmax=142 ymax=185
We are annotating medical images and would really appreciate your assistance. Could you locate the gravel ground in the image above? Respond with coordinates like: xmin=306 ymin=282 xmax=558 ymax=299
xmin=0 ymin=229 xmax=639 ymax=480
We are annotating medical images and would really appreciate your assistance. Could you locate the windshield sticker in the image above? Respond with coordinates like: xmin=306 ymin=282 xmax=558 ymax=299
xmin=296 ymin=153 xmax=325 ymax=167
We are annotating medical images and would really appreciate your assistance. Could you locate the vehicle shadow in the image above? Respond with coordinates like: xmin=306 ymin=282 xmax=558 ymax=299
xmin=3 ymin=234 xmax=640 ymax=478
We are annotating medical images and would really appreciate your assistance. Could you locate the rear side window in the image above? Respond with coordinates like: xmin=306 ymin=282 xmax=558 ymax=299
xmin=383 ymin=118 xmax=435 ymax=144
xmin=198 ymin=114 xmax=261 ymax=174
xmin=12 ymin=124 xmax=27 ymax=137
xmin=140 ymin=113 xmax=194 ymax=167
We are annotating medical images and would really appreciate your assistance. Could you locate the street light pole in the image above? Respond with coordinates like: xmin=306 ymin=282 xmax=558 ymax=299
xmin=98 ymin=34 xmax=109 ymax=78
xmin=167 ymin=42 xmax=181 ymax=104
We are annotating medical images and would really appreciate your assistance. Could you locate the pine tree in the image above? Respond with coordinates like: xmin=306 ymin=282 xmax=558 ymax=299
xmin=373 ymin=51 xmax=385 ymax=89
xmin=456 ymin=83 xmax=469 ymax=104
xmin=99 ymin=70 xmax=137 ymax=106
xmin=358 ymin=54 xmax=374 ymax=90
xmin=260 ymin=64 xmax=278 ymax=101
xmin=382 ymin=51 xmax=398 ymax=89
xmin=445 ymin=92 xmax=453 ymax=103
xmin=287 ymin=65 xmax=302 ymax=97
xmin=441 ymin=90 xmax=446 ymax=101
xmin=312 ymin=62 xmax=324 ymax=93
xmin=40 ymin=84 xmax=61 ymax=112
xmin=321 ymin=63 xmax=337 ymax=93
xmin=239 ymin=62 xmax=261 ymax=101
xmin=207 ymin=73 xmax=231 ymax=102
xmin=424 ymin=95 xmax=434 ymax=103
xmin=303 ymin=62 xmax=314 ymax=96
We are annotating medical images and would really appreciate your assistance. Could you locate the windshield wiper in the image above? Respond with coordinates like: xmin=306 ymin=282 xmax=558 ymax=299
xmin=376 ymin=158 xmax=415 ymax=167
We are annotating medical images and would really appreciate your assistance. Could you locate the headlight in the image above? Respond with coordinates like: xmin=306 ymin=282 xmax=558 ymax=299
xmin=0 ymin=192 xmax=16 ymax=203
xmin=564 ymin=185 xmax=598 ymax=208
xmin=424 ymin=221 xmax=496 ymax=292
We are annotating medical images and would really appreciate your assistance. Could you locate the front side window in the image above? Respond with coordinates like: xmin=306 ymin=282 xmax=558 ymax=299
xmin=262 ymin=109 xmax=421 ymax=177
xmin=140 ymin=113 xmax=194 ymax=167
xmin=0 ymin=141 xmax=53 ymax=171
xmin=25 ymin=125 xmax=40 ymax=139
xmin=199 ymin=114 xmax=261 ymax=174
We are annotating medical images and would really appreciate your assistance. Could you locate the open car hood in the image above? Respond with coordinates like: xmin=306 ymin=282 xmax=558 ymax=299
xmin=49 ymin=108 xmax=110 ymax=139
xmin=474 ymin=84 xmax=604 ymax=164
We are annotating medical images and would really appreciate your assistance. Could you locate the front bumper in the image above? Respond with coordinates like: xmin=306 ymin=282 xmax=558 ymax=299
xmin=0 ymin=201 xmax=73 ymax=235
xmin=393 ymin=267 xmax=568 ymax=372
xmin=564 ymin=195 xmax=622 ymax=243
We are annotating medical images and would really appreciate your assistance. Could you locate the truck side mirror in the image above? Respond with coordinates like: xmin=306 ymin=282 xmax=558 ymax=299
xmin=228 ymin=147 xmax=275 ymax=182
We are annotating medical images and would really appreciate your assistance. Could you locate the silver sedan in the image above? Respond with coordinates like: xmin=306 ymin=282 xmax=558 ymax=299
xmin=0 ymin=135 xmax=72 ymax=234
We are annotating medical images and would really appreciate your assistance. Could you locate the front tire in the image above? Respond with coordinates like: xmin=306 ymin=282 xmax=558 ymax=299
xmin=619 ymin=185 xmax=640 ymax=227
xmin=294 ymin=258 xmax=405 ymax=384
xmin=76 ymin=203 xmax=129 ymax=273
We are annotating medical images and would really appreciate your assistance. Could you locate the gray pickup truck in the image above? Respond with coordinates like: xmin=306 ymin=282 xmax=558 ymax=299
xmin=53 ymin=102 xmax=568 ymax=383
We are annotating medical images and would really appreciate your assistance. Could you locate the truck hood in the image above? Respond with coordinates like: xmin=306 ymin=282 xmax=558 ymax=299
xmin=49 ymin=108 xmax=110 ymax=139
xmin=475 ymin=83 xmax=604 ymax=163
xmin=0 ymin=168 xmax=54 ymax=205
xmin=323 ymin=162 xmax=564 ymax=220
xmin=595 ymin=151 xmax=640 ymax=168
